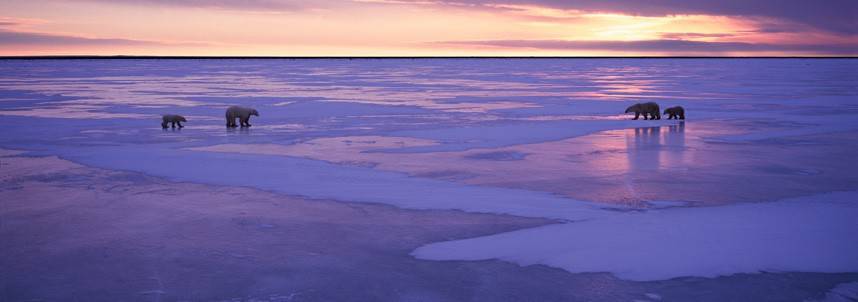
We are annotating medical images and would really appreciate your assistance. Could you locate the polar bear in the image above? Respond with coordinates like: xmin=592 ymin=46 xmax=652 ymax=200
xmin=225 ymin=106 xmax=259 ymax=128
xmin=663 ymin=106 xmax=685 ymax=120
xmin=161 ymin=114 xmax=187 ymax=129
xmin=625 ymin=102 xmax=661 ymax=120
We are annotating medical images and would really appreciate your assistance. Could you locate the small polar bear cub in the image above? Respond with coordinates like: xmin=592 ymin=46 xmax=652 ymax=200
xmin=161 ymin=114 xmax=187 ymax=129
xmin=663 ymin=106 xmax=685 ymax=120
xmin=225 ymin=106 xmax=259 ymax=128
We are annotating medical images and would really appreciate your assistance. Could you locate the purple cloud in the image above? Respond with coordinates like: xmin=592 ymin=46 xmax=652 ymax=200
xmin=75 ymin=0 xmax=326 ymax=10
xmin=0 ymin=30 xmax=182 ymax=46
xmin=659 ymin=33 xmax=736 ymax=40
xmin=63 ymin=1 xmax=858 ymax=35
xmin=441 ymin=39 xmax=858 ymax=55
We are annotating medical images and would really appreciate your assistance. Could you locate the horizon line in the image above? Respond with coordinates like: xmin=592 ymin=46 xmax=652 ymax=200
xmin=1 ymin=55 xmax=856 ymax=60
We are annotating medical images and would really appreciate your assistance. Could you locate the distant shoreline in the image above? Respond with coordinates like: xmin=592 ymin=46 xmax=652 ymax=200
xmin=1 ymin=56 xmax=856 ymax=60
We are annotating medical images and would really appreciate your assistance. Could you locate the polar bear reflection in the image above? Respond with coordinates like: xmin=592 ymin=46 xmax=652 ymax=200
xmin=626 ymin=122 xmax=685 ymax=172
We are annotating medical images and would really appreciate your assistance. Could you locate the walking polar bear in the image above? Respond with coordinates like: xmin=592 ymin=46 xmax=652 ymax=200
xmin=161 ymin=114 xmax=187 ymax=129
xmin=625 ymin=102 xmax=661 ymax=120
xmin=225 ymin=106 xmax=259 ymax=128
xmin=663 ymin=106 xmax=685 ymax=120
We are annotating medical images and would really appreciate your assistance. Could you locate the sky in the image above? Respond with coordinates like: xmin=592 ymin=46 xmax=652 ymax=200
xmin=0 ymin=0 xmax=856 ymax=56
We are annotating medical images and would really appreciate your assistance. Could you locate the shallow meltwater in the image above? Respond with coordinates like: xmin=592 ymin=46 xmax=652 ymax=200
xmin=492 ymin=121 xmax=858 ymax=205
xmin=187 ymin=120 xmax=858 ymax=207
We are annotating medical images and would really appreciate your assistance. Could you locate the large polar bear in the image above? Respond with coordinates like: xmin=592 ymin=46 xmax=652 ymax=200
xmin=225 ymin=106 xmax=259 ymax=128
xmin=625 ymin=102 xmax=661 ymax=120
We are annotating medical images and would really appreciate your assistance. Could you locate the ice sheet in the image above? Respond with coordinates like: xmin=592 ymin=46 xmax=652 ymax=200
xmin=2 ymin=59 xmax=858 ymax=287
xmin=413 ymin=191 xmax=858 ymax=281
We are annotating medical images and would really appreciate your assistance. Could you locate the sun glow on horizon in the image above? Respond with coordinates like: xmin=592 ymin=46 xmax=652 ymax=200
xmin=0 ymin=0 xmax=855 ymax=56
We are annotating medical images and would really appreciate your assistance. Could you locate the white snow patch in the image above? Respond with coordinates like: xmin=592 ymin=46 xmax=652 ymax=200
xmin=413 ymin=191 xmax=858 ymax=281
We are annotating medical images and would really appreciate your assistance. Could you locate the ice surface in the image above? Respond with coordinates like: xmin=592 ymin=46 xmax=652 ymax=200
xmin=2 ymin=59 xmax=858 ymax=294
xmin=815 ymin=282 xmax=858 ymax=302
xmin=183 ymin=122 xmax=858 ymax=206
xmin=1 ymin=155 xmax=558 ymax=302
xmin=0 ymin=148 xmax=26 ymax=157
xmin=57 ymin=144 xmax=614 ymax=220
xmin=412 ymin=191 xmax=858 ymax=281
xmin=644 ymin=293 xmax=662 ymax=300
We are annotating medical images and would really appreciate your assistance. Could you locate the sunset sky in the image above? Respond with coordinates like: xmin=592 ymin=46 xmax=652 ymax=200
xmin=1 ymin=0 xmax=856 ymax=56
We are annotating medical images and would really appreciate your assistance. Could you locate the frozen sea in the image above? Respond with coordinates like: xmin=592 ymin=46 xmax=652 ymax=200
xmin=1 ymin=58 xmax=858 ymax=301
